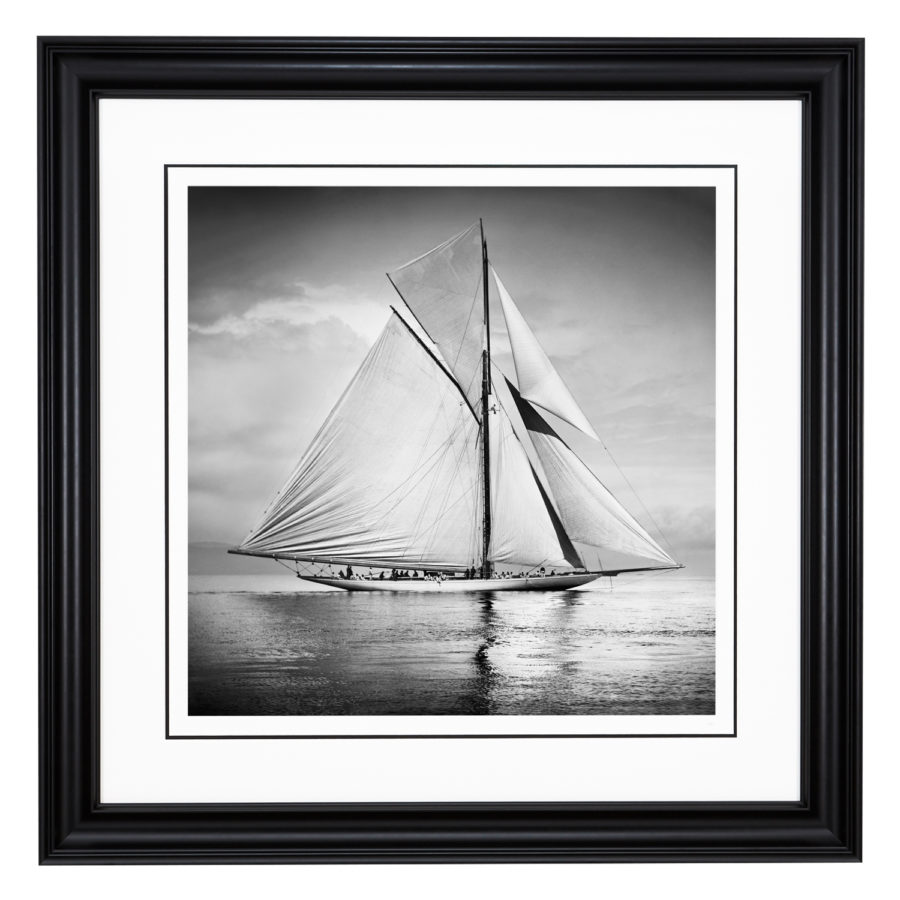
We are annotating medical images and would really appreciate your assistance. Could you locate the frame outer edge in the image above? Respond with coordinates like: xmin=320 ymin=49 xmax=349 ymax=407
xmin=38 ymin=37 xmax=863 ymax=863
xmin=802 ymin=43 xmax=863 ymax=860
xmin=39 ymin=38 xmax=100 ymax=863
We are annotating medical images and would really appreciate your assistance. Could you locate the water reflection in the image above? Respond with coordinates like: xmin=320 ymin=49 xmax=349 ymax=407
xmin=470 ymin=595 xmax=499 ymax=714
xmin=188 ymin=577 xmax=717 ymax=716
xmin=552 ymin=590 xmax=586 ymax=608
xmin=468 ymin=591 xmax=588 ymax=713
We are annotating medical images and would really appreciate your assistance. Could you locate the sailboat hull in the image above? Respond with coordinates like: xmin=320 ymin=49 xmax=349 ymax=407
xmin=300 ymin=573 xmax=602 ymax=593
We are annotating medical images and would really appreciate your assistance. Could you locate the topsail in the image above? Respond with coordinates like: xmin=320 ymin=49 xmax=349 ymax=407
xmin=387 ymin=223 xmax=486 ymax=416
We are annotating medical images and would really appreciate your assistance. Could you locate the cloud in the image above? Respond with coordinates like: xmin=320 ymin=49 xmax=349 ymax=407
xmin=187 ymin=284 xmax=386 ymax=544
xmin=652 ymin=505 xmax=715 ymax=550
xmin=189 ymin=281 xmax=390 ymax=346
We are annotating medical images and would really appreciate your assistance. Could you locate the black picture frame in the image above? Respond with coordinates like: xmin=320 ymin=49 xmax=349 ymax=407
xmin=38 ymin=37 xmax=863 ymax=863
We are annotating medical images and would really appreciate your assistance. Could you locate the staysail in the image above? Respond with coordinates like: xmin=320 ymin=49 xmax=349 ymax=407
xmin=488 ymin=398 xmax=583 ymax=569
xmin=507 ymin=380 xmax=676 ymax=566
xmin=492 ymin=266 xmax=600 ymax=440
xmin=387 ymin=223 xmax=486 ymax=415
xmin=239 ymin=313 xmax=482 ymax=570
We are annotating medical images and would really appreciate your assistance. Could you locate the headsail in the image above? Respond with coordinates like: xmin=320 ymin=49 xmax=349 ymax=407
xmin=488 ymin=398 xmax=583 ymax=569
xmin=492 ymin=266 xmax=600 ymax=440
xmin=387 ymin=223 xmax=486 ymax=415
xmin=238 ymin=313 xmax=481 ymax=570
xmin=507 ymin=380 xmax=676 ymax=566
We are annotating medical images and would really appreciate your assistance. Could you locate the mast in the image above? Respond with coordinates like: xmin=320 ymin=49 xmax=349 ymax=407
xmin=480 ymin=219 xmax=493 ymax=578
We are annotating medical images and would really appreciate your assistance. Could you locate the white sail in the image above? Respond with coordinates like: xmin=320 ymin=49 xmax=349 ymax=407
xmin=508 ymin=381 xmax=675 ymax=566
xmin=235 ymin=222 xmax=678 ymax=583
xmin=388 ymin=223 xmax=486 ymax=415
xmin=488 ymin=399 xmax=583 ymax=569
xmin=239 ymin=313 xmax=481 ymax=570
xmin=492 ymin=266 xmax=600 ymax=440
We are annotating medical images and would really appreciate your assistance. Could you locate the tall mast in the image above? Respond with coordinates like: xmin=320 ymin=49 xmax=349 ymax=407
xmin=480 ymin=219 xmax=493 ymax=578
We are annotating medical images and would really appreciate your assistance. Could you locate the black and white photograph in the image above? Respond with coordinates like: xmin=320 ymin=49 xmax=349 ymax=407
xmin=182 ymin=181 xmax=726 ymax=723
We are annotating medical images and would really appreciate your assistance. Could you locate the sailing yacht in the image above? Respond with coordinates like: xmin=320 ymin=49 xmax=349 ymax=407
xmin=229 ymin=221 xmax=681 ymax=592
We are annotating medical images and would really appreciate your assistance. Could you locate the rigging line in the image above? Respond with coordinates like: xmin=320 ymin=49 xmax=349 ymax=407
xmin=363 ymin=384 xmax=468 ymax=519
xmin=367 ymin=443 xmax=454 ymax=526
xmin=447 ymin=270 xmax=482 ymax=372
xmin=466 ymin=429 xmax=483 ymax=568
xmin=390 ymin=306 xmax=479 ymax=420
xmin=613 ymin=567 xmax=671 ymax=589
xmin=367 ymin=425 xmax=468 ymax=527
xmin=386 ymin=275 xmax=439 ymax=351
xmin=596 ymin=437 xmax=678 ymax=559
xmin=411 ymin=482 xmax=480 ymax=564
xmin=520 ymin=557 xmax=566 ymax=577
xmin=410 ymin=406 xmax=468 ymax=529
xmin=275 ymin=557 xmax=298 ymax=576
xmin=409 ymin=416 xmax=478 ymax=561
xmin=414 ymin=403 xmax=480 ymax=551
xmin=488 ymin=423 xmax=570 ymax=573
xmin=386 ymin=259 xmax=483 ymax=401
xmin=493 ymin=388 xmax=580 ymax=563
xmin=506 ymin=378 xmax=672 ymax=555
xmin=385 ymin=374 xmax=452 ymax=513
xmin=377 ymin=381 xmax=468 ymax=518
xmin=390 ymin=223 xmax=475 ymax=272
xmin=460 ymin=362 xmax=483 ymax=411
xmin=405 ymin=413 xmax=464 ymax=552
xmin=444 ymin=335 xmax=485 ymax=414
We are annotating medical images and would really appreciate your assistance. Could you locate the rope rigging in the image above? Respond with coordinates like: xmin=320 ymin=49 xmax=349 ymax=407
xmin=233 ymin=221 xmax=682 ymax=583
xmin=596 ymin=436 xmax=678 ymax=561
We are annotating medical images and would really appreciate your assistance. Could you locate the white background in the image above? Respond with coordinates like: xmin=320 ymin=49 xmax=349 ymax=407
xmin=3 ymin=0 xmax=894 ymax=896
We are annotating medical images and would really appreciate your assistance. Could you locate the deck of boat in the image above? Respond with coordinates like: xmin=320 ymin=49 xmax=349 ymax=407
xmin=301 ymin=573 xmax=602 ymax=592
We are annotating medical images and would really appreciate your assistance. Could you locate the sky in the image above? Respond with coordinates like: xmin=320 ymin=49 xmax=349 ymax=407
xmin=187 ymin=185 xmax=717 ymax=573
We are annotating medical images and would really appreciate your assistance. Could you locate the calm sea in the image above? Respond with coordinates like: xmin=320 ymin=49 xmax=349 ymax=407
xmin=187 ymin=573 xmax=715 ymax=717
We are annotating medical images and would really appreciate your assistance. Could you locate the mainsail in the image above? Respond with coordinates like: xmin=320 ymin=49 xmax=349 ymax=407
xmin=507 ymin=380 xmax=676 ymax=566
xmin=238 ymin=312 xmax=581 ymax=571
xmin=492 ymin=266 xmax=599 ymax=440
xmin=239 ymin=313 xmax=481 ymax=570
xmin=387 ymin=223 xmax=486 ymax=415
